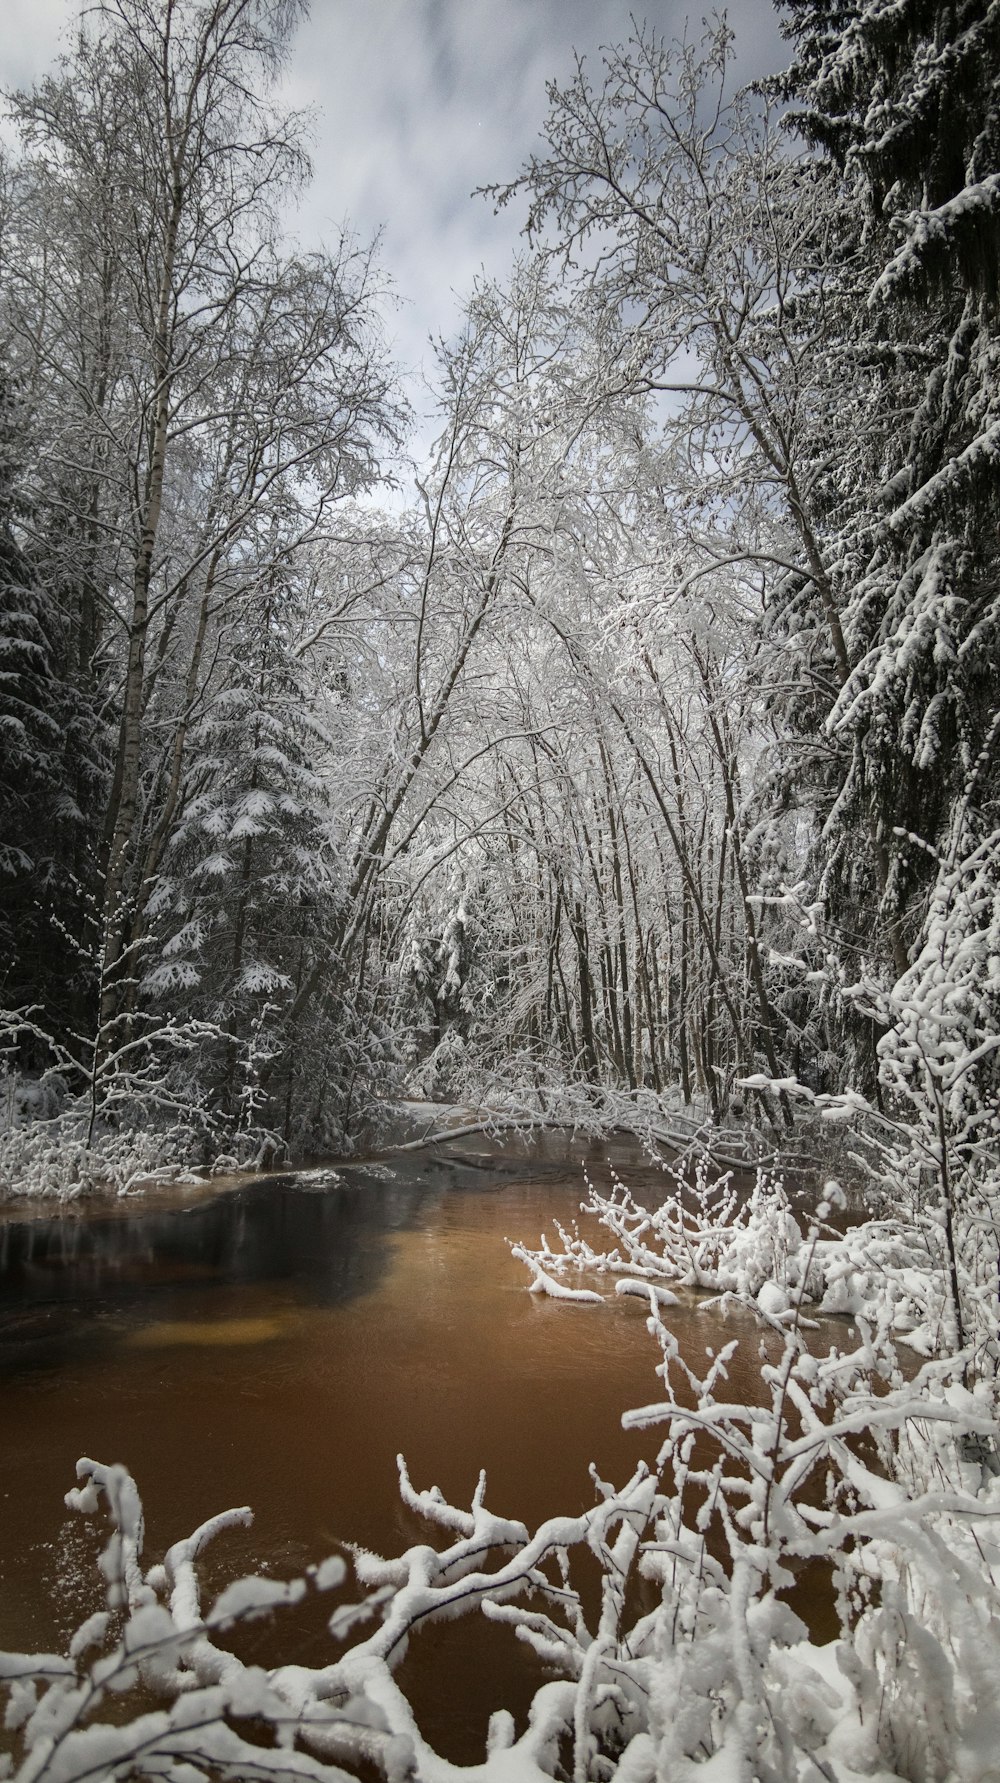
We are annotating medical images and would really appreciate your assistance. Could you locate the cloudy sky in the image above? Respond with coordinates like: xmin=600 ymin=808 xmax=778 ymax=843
xmin=4 ymin=0 xmax=787 ymax=431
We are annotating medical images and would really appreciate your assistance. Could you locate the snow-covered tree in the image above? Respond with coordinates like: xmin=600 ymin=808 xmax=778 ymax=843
xmin=0 ymin=365 xmax=104 ymax=1069
xmin=0 ymin=0 xmax=400 ymax=1144
xmin=775 ymin=0 xmax=1000 ymax=981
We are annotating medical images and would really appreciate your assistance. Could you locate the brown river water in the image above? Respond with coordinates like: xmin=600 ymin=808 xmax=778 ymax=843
xmin=0 ymin=1131 xmax=827 ymax=1764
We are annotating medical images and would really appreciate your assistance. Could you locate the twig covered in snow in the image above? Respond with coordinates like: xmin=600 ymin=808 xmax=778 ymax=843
xmin=509 ymin=1150 xmax=984 ymax=1353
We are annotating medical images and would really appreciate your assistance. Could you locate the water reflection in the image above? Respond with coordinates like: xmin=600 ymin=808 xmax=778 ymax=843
xmin=0 ymin=1174 xmax=432 ymax=1331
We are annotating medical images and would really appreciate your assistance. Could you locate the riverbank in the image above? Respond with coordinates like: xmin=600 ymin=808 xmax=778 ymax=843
xmin=0 ymin=1085 xmax=805 ymax=1214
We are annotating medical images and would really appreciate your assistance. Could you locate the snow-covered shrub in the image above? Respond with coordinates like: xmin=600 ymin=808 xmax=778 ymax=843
xmin=509 ymin=1133 xmax=996 ymax=1359
xmin=0 ymin=1457 xmax=410 ymax=1783
xmin=0 ymin=998 xmax=290 ymax=1198
xmin=746 ymin=798 xmax=1000 ymax=1375
xmin=863 ymin=813 xmax=1000 ymax=1370
xmin=511 ymin=1157 xmax=859 ymax=1323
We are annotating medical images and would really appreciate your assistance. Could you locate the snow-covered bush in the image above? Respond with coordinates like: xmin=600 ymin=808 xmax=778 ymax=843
xmin=0 ymin=995 xmax=293 ymax=1198
xmin=508 ymin=1152 xmax=964 ymax=1346
xmin=745 ymin=796 xmax=1000 ymax=1375
xmin=0 ymin=1110 xmax=202 ymax=1200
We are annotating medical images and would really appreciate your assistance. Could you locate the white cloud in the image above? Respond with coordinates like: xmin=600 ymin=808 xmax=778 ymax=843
xmin=3 ymin=0 xmax=787 ymax=450
xmin=275 ymin=0 xmax=786 ymax=401
xmin=3 ymin=0 xmax=71 ymax=87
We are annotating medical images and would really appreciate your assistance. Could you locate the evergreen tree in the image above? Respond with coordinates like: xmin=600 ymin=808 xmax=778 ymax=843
xmin=776 ymin=0 xmax=1000 ymax=964
xmin=142 ymin=571 xmax=344 ymax=1151
xmin=0 ymin=370 xmax=104 ymax=1067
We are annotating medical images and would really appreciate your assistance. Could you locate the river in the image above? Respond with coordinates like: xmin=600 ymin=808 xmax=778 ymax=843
xmin=0 ymin=1130 xmax=807 ymax=1764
